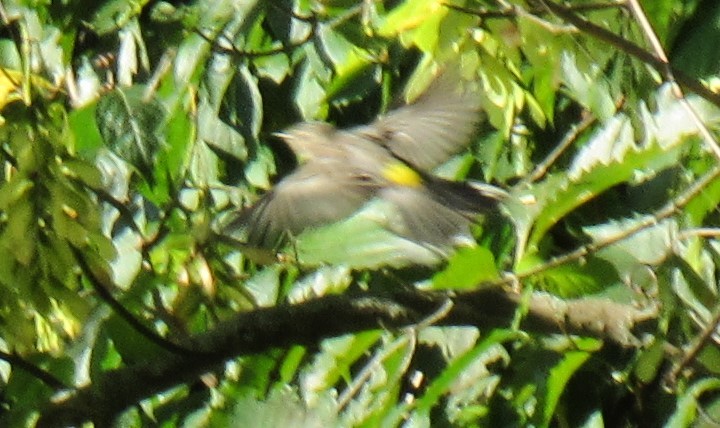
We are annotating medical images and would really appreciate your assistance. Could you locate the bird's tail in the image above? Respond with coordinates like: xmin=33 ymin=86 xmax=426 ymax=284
xmin=379 ymin=178 xmax=507 ymax=253
xmin=423 ymin=175 xmax=508 ymax=216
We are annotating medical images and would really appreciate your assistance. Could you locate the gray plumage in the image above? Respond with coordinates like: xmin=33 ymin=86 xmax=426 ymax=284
xmin=231 ymin=71 xmax=507 ymax=252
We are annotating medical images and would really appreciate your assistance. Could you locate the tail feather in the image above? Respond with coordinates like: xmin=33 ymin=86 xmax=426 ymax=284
xmin=423 ymin=175 xmax=508 ymax=216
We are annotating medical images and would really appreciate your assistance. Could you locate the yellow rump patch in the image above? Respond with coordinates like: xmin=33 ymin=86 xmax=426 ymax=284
xmin=382 ymin=162 xmax=422 ymax=187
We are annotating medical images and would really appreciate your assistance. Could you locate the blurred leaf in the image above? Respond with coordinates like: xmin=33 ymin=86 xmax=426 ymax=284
xmin=697 ymin=345 xmax=720 ymax=376
xmin=89 ymin=0 xmax=147 ymax=35
xmin=671 ymin=0 xmax=720 ymax=78
xmin=96 ymin=86 xmax=168 ymax=180
xmin=431 ymin=246 xmax=500 ymax=290
xmin=278 ymin=345 xmax=306 ymax=384
xmin=666 ymin=378 xmax=720 ymax=427
xmin=287 ymin=266 xmax=353 ymax=302
xmin=343 ymin=335 xmax=416 ymax=426
xmin=379 ymin=0 xmax=444 ymax=40
xmin=220 ymin=65 xmax=263 ymax=142
xmin=0 ymin=67 xmax=24 ymax=110
xmin=634 ymin=339 xmax=666 ymax=384
xmin=412 ymin=329 xmax=521 ymax=417
xmin=583 ymin=218 xmax=677 ymax=283
xmin=235 ymin=352 xmax=281 ymax=397
xmin=325 ymin=62 xmax=379 ymax=107
xmin=301 ymin=331 xmax=383 ymax=398
xmin=210 ymin=386 xmax=338 ymax=427
xmin=665 ymin=256 xmax=717 ymax=321
xmin=526 ymin=119 xmax=684 ymax=250
xmin=101 ymin=310 xmax=170 ymax=365
xmin=0 ymin=354 xmax=74 ymax=427
xmin=525 ymin=255 xmax=621 ymax=298
xmin=244 ymin=264 xmax=282 ymax=307
xmin=541 ymin=348 xmax=593 ymax=427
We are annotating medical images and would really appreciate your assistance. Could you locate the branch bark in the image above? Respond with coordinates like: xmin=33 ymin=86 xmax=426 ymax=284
xmin=37 ymin=287 xmax=655 ymax=427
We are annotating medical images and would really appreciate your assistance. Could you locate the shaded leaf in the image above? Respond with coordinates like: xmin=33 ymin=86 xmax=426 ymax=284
xmin=96 ymin=86 xmax=168 ymax=180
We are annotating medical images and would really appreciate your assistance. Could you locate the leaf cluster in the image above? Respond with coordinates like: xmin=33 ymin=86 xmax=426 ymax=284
xmin=0 ymin=0 xmax=719 ymax=427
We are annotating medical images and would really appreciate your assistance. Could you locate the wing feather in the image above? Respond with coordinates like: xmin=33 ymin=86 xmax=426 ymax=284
xmin=359 ymin=73 xmax=482 ymax=170
xmin=243 ymin=162 xmax=378 ymax=247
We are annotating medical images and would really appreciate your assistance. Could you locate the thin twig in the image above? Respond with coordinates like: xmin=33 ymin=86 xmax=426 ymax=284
xmin=70 ymin=246 xmax=211 ymax=357
xmin=665 ymin=304 xmax=720 ymax=387
xmin=0 ymin=350 xmax=68 ymax=390
xmin=196 ymin=28 xmax=315 ymax=59
xmin=337 ymin=334 xmax=415 ymax=410
xmin=143 ymin=49 xmax=175 ymax=102
xmin=526 ymin=110 xmax=598 ymax=183
xmin=90 ymin=187 xmax=144 ymax=237
xmin=678 ymin=228 xmax=720 ymax=240
xmin=194 ymin=5 xmax=320 ymax=61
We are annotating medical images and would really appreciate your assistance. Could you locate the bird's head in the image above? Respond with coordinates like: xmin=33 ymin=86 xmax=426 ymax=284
xmin=273 ymin=122 xmax=339 ymax=163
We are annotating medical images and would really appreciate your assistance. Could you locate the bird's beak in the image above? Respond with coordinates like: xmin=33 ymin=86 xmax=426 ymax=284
xmin=272 ymin=131 xmax=291 ymax=140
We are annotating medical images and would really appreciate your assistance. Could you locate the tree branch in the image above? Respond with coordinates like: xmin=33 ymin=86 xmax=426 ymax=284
xmin=37 ymin=287 xmax=654 ymax=427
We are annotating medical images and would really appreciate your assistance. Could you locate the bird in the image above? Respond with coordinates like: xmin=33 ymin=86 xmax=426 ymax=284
xmin=228 ymin=69 xmax=508 ymax=256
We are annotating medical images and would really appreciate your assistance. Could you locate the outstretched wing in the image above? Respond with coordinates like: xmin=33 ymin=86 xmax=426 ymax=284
xmin=359 ymin=71 xmax=482 ymax=171
xmin=239 ymin=162 xmax=379 ymax=248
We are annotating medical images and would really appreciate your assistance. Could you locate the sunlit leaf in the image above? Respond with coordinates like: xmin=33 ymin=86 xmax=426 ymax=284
xmin=431 ymin=246 xmax=500 ymax=290
xmin=542 ymin=349 xmax=593 ymax=427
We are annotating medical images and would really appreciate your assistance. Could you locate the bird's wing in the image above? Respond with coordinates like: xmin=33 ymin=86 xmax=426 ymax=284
xmin=359 ymin=72 xmax=482 ymax=170
xmin=241 ymin=162 xmax=378 ymax=248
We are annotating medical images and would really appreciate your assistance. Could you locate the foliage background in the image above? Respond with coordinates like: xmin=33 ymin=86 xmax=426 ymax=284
xmin=1 ymin=0 xmax=720 ymax=426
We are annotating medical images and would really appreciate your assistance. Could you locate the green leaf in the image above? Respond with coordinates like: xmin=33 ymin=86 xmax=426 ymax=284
xmin=95 ymin=86 xmax=168 ymax=180
xmin=525 ymin=255 xmax=621 ymax=298
xmin=345 ymin=335 xmax=416 ymax=426
xmin=584 ymin=218 xmax=676 ymax=267
xmin=0 ymin=178 xmax=33 ymax=210
xmin=286 ymin=266 xmax=353 ymax=302
xmin=220 ymin=65 xmax=263 ymax=142
xmin=697 ymin=345 xmax=720 ymax=376
xmin=542 ymin=349 xmax=592 ymax=427
xmin=278 ymin=346 xmax=307 ymax=384
xmin=526 ymin=122 xmax=683 ymax=250
xmin=101 ymin=312 xmax=170 ymax=365
xmin=2 ymin=198 xmax=35 ymax=265
xmin=89 ymin=0 xmax=148 ymax=35
xmin=325 ymin=62 xmax=380 ymax=107
xmin=211 ymin=386 xmax=338 ymax=427
xmin=561 ymin=52 xmax=617 ymax=121
xmin=666 ymin=378 xmax=720 ymax=427
xmin=0 ymin=354 xmax=74 ymax=427
xmin=414 ymin=329 xmax=521 ymax=414
xmin=236 ymin=351 xmax=282 ymax=397
xmin=431 ymin=246 xmax=500 ymax=290
xmin=244 ymin=264 xmax=282 ymax=307
xmin=69 ymin=101 xmax=104 ymax=154
xmin=635 ymin=340 xmax=666 ymax=384
xmin=301 ymin=331 xmax=383 ymax=397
